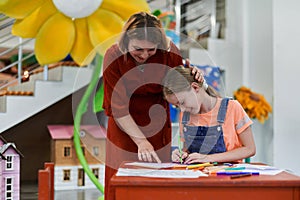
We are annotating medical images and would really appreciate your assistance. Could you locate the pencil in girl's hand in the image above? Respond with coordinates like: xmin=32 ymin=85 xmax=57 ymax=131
xmin=179 ymin=152 xmax=183 ymax=164
xmin=178 ymin=133 xmax=183 ymax=164
xmin=179 ymin=146 xmax=183 ymax=164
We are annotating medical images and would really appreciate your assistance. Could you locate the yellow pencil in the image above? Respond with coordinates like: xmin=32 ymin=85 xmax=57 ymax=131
xmin=186 ymin=162 xmax=212 ymax=169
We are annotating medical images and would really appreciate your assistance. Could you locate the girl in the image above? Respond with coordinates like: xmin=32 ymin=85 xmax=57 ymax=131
xmin=162 ymin=66 xmax=256 ymax=164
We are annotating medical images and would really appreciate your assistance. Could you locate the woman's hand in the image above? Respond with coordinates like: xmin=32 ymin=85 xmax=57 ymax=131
xmin=115 ymin=115 xmax=162 ymax=163
xmin=171 ymin=148 xmax=188 ymax=163
xmin=136 ymin=139 xmax=161 ymax=163
xmin=184 ymin=58 xmax=205 ymax=83
xmin=191 ymin=66 xmax=204 ymax=82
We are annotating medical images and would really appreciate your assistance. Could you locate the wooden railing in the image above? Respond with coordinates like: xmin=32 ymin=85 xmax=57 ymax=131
xmin=38 ymin=162 xmax=54 ymax=200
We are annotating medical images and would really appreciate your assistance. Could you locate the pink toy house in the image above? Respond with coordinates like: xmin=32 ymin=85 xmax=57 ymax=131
xmin=0 ymin=136 xmax=23 ymax=200
xmin=47 ymin=125 xmax=106 ymax=191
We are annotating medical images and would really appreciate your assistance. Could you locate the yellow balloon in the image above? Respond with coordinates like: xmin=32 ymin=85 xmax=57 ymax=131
xmin=0 ymin=0 xmax=44 ymax=19
xmin=102 ymin=0 xmax=150 ymax=20
xmin=88 ymin=8 xmax=124 ymax=54
xmin=12 ymin=0 xmax=57 ymax=38
xmin=70 ymin=18 xmax=96 ymax=66
xmin=35 ymin=12 xmax=75 ymax=65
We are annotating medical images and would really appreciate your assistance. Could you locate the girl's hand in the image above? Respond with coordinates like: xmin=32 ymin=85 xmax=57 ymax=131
xmin=184 ymin=152 xmax=210 ymax=164
xmin=136 ymin=139 xmax=161 ymax=163
xmin=171 ymin=148 xmax=188 ymax=163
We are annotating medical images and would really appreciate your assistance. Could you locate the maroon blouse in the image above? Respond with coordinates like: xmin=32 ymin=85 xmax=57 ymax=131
xmin=103 ymin=41 xmax=183 ymax=153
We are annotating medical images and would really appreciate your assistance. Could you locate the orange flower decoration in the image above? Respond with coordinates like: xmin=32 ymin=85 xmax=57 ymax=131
xmin=234 ymin=86 xmax=272 ymax=123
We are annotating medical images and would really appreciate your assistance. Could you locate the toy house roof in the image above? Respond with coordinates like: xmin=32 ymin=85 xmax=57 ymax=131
xmin=47 ymin=125 xmax=106 ymax=140
xmin=0 ymin=135 xmax=24 ymax=158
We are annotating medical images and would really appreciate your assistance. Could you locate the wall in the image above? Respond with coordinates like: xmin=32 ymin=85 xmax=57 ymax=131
xmin=273 ymin=0 xmax=300 ymax=175
xmin=1 ymin=85 xmax=100 ymax=181
xmin=207 ymin=0 xmax=300 ymax=175
xmin=190 ymin=0 xmax=274 ymax=166
xmin=241 ymin=0 xmax=273 ymax=165
xmin=1 ymin=95 xmax=74 ymax=181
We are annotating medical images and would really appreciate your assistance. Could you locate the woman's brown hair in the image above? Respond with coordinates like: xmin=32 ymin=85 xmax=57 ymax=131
xmin=118 ymin=12 xmax=169 ymax=53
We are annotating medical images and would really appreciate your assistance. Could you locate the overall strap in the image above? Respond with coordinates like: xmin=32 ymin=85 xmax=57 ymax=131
xmin=217 ymin=97 xmax=233 ymax=123
xmin=181 ymin=111 xmax=190 ymax=125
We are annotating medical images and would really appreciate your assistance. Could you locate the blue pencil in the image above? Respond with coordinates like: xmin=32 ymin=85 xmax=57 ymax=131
xmin=217 ymin=171 xmax=260 ymax=176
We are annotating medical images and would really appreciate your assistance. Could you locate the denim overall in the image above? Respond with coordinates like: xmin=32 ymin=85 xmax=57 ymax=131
xmin=182 ymin=98 xmax=231 ymax=154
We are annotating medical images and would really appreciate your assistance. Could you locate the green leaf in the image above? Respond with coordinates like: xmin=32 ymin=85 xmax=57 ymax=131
xmin=93 ymin=54 xmax=104 ymax=113
xmin=93 ymin=81 xmax=104 ymax=113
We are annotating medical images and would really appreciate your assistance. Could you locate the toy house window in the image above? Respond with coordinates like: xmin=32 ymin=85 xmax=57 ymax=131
xmin=93 ymin=146 xmax=99 ymax=156
xmin=6 ymin=155 xmax=13 ymax=170
xmin=81 ymin=146 xmax=85 ymax=155
xmin=92 ymin=168 xmax=99 ymax=179
xmin=63 ymin=169 xmax=71 ymax=181
xmin=5 ymin=177 xmax=13 ymax=200
xmin=64 ymin=146 xmax=71 ymax=157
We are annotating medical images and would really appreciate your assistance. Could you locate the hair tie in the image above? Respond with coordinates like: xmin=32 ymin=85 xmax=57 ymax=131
xmin=203 ymin=79 xmax=208 ymax=90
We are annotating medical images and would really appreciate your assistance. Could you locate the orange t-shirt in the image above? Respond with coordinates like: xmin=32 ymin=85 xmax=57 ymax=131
xmin=179 ymin=98 xmax=253 ymax=152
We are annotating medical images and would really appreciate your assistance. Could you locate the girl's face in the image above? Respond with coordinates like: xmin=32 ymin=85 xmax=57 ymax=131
xmin=128 ymin=39 xmax=157 ymax=63
xmin=165 ymin=89 xmax=201 ymax=114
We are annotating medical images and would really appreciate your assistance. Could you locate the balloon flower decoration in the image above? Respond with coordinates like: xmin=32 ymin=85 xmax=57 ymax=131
xmin=0 ymin=0 xmax=149 ymax=66
xmin=0 ymin=0 xmax=150 ymax=199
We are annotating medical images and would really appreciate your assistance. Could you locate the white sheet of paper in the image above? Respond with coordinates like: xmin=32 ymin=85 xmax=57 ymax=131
xmin=116 ymin=168 xmax=208 ymax=178
xmin=124 ymin=162 xmax=187 ymax=169
xmin=235 ymin=164 xmax=284 ymax=175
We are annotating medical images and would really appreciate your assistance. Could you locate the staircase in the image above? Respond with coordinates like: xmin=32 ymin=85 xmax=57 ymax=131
xmin=0 ymin=65 xmax=93 ymax=133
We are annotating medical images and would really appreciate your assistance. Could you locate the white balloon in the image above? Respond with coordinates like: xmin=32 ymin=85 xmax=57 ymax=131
xmin=53 ymin=0 xmax=103 ymax=19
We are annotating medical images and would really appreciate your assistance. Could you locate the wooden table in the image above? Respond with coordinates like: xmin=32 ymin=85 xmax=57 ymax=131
xmin=110 ymin=164 xmax=300 ymax=200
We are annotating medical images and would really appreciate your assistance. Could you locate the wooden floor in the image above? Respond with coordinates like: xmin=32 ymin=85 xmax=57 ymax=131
xmin=20 ymin=182 xmax=103 ymax=200
xmin=20 ymin=182 xmax=38 ymax=200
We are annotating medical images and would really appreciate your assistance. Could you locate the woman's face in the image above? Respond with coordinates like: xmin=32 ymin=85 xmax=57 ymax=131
xmin=165 ymin=89 xmax=201 ymax=114
xmin=128 ymin=39 xmax=157 ymax=63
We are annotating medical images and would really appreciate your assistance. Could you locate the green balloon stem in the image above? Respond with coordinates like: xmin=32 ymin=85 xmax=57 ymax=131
xmin=73 ymin=55 xmax=104 ymax=196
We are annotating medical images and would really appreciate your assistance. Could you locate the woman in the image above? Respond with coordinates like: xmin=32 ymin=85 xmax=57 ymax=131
xmin=102 ymin=12 xmax=202 ymax=199
xmin=162 ymin=66 xmax=256 ymax=164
